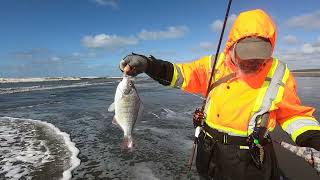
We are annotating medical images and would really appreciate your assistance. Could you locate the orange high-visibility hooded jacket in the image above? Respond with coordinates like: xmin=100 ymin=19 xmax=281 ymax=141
xmin=169 ymin=9 xmax=320 ymax=142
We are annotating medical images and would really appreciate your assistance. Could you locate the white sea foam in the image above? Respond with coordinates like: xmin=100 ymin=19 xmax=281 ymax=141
xmin=148 ymin=127 xmax=170 ymax=135
xmin=0 ymin=77 xmax=82 ymax=83
xmin=133 ymin=162 xmax=160 ymax=180
xmin=0 ymin=118 xmax=54 ymax=179
xmin=0 ymin=117 xmax=80 ymax=180
xmin=161 ymin=108 xmax=177 ymax=120
xmin=108 ymin=76 xmax=123 ymax=79
xmin=35 ymin=118 xmax=81 ymax=180
xmin=150 ymin=112 xmax=160 ymax=119
xmin=0 ymin=82 xmax=113 ymax=94
xmin=134 ymin=81 xmax=161 ymax=88
xmin=161 ymin=108 xmax=176 ymax=115
xmin=160 ymin=107 xmax=192 ymax=121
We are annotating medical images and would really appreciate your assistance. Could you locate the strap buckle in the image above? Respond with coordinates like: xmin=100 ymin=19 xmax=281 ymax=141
xmin=223 ymin=133 xmax=228 ymax=144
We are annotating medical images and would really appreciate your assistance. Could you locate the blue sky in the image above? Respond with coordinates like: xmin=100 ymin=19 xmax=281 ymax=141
xmin=0 ymin=0 xmax=319 ymax=77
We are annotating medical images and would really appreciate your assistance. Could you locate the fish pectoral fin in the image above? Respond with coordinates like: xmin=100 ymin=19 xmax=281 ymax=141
xmin=108 ymin=102 xmax=115 ymax=112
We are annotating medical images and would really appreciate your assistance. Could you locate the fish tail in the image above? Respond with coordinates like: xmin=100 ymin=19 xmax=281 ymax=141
xmin=122 ymin=135 xmax=133 ymax=149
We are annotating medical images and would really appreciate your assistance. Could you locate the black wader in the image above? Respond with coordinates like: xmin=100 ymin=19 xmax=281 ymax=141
xmin=196 ymin=131 xmax=280 ymax=180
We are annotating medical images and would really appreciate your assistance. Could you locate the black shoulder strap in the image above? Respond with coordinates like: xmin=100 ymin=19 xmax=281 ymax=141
xmin=208 ymin=73 xmax=236 ymax=93
xmin=207 ymin=54 xmax=236 ymax=94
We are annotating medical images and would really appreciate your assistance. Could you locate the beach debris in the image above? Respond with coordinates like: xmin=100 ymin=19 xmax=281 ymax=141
xmin=108 ymin=75 xmax=143 ymax=149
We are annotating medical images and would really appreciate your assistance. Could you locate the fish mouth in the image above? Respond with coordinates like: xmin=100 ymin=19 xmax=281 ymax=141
xmin=122 ymin=88 xmax=132 ymax=94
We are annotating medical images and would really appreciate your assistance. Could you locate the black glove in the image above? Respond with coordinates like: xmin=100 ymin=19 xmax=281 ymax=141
xmin=119 ymin=53 xmax=150 ymax=76
xmin=296 ymin=130 xmax=320 ymax=151
xmin=120 ymin=52 xmax=174 ymax=86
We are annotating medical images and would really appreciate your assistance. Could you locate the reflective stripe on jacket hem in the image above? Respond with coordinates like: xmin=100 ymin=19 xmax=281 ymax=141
xmin=205 ymin=121 xmax=249 ymax=137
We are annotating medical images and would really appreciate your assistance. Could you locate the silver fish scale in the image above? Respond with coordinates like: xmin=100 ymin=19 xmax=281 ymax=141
xmin=113 ymin=76 xmax=143 ymax=140
xmin=115 ymin=89 xmax=142 ymax=137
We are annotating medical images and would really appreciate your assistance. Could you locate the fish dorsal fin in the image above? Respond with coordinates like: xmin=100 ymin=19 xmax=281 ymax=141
xmin=108 ymin=102 xmax=115 ymax=112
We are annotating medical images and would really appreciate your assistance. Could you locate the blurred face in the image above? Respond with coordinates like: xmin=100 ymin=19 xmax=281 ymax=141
xmin=237 ymin=58 xmax=266 ymax=74
xmin=230 ymin=45 xmax=267 ymax=75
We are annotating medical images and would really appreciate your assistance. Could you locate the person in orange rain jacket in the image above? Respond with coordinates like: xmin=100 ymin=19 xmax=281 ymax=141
xmin=119 ymin=9 xmax=320 ymax=180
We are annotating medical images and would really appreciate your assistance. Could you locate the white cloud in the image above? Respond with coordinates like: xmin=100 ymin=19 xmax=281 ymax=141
xmin=82 ymin=25 xmax=189 ymax=50
xmin=210 ymin=14 xmax=237 ymax=32
xmin=64 ymin=52 xmax=99 ymax=61
xmin=301 ymin=43 xmax=315 ymax=54
xmin=276 ymin=38 xmax=320 ymax=69
xmin=277 ymin=50 xmax=320 ymax=70
xmin=82 ymin=34 xmax=139 ymax=49
xmin=94 ymin=0 xmax=118 ymax=8
xmin=301 ymin=42 xmax=320 ymax=54
xmin=50 ymin=56 xmax=61 ymax=61
xmin=72 ymin=52 xmax=81 ymax=57
xmin=284 ymin=35 xmax=299 ymax=45
xmin=190 ymin=41 xmax=216 ymax=54
xmin=138 ymin=26 xmax=189 ymax=40
xmin=315 ymin=36 xmax=320 ymax=46
xmin=199 ymin=42 xmax=215 ymax=51
xmin=286 ymin=10 xmax=320 ymax=30
xmin=4 ymin=48 xmax=110 ymax=77
xmin=13 ymin=48 xmax=101 ymax=64
xmin=141 ymin=50 xmax=178 ymax=59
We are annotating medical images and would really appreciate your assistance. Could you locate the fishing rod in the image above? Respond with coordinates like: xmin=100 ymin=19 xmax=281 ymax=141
xmin=204 ymin=0 xmax=233 ymax=101
xmin=188 ymin=0 xmax=233 ymax=170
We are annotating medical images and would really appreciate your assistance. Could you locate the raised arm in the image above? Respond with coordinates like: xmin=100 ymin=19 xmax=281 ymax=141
xmin=120 ymin=53 xmax=213 ymax=96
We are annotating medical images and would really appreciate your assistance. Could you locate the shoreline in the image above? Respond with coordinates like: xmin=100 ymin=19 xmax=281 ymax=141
xmin=1 ymin=70 xmax=319 ymax=83
xmin=0 ymin=77 xmax=111 ymax=83
xmin=292 ymin=72 xmax=320 ymax=77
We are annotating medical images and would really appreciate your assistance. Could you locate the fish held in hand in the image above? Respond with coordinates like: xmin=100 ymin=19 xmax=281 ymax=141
xmin=108 ymin=75 xmax=143 ymax=149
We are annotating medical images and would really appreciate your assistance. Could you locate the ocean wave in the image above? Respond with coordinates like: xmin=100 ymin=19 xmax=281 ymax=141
xmin=0 ymin=117 xmax=80 ymax=180
xmin=0 ymin=77 xmax=82 ymax=83
xmin=0 ymin=82 xmax=114 ymax=95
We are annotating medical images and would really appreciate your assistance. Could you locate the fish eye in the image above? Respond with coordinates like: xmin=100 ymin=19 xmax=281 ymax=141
xmin=129 ymin=82 xmax=133 ymax=86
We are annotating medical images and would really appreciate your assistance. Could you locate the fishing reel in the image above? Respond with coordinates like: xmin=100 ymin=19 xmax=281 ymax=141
xmin=247 ymin=134 xmax=264 ymax=169
xmin=192 ymin=108 xmax=206 ymax=128
xmin=247 ymin=126 xmax=271 ymax=169
xmin=189 ymin=107 xmax=206 ymax=170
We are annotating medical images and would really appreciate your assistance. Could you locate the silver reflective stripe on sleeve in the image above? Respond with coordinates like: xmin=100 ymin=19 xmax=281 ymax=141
xmin=284 ymin=119 xmax=320 ymax=135
xmin=248 ymin=61 xmax=287 ymax=131
xmin=174 ymin=64 xmax=184 ymax=88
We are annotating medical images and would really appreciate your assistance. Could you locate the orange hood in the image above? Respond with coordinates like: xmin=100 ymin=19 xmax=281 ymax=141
xmin=224 ymin=9 xmax=277 ymax=53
